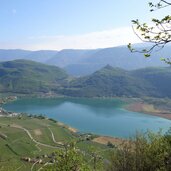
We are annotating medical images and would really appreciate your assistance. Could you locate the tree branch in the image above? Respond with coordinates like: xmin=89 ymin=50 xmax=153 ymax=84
xmin=161 ymin=0 xmax=171 ymax=6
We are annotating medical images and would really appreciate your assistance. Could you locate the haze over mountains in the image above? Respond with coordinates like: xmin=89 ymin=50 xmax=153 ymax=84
xmin=0 ymin=44 xmax=170 ymax=97
xmin=0 ymin=44 xmax=169 ymax=76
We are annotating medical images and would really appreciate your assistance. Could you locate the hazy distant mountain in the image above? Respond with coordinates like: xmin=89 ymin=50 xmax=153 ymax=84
xmin=47 ymin=49 xmax=98 ymax=67
xmin=82 ymin=46 xmax=167 ymax=68
xmin=0 ymin=44 xmax=170 ymax=76
xmin=57 ymin=45 xmax=170 ymax=76
xmin=64 ymin=63 xmax=105 ymax=76
xmin=0 ymin=49 xmax=58 ymax=63
xmin=64 ymin=46 xmax=170 ymax=76
xmin=0 ymin=49 xmax=31 ymax=61
xmin=25 ymin=50 xmax=58 ymax=62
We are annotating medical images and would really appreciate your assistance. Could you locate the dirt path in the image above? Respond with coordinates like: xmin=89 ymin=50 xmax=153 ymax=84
xmin=31 ymin=160 xmax=39 ymax=171
xmin=0 ymin=123 xmax=63 ymax=149
xmin=47 ymin=126 xmax=64 ymax=145
xmin=12 ymin=124 xmax=63 ymax=149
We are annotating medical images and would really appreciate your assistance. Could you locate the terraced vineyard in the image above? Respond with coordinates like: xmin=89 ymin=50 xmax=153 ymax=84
xmin=0 ymin=115 xmax=110 ymax=171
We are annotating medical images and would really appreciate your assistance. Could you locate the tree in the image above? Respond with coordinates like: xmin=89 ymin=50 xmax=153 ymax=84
xmin=42 ymin=142 xmax=91 ymax=171
xmin=88 ymin=146 xmax=103 ymax=171
xmin=107 ymin=131 xmax=171 ymax=171
xmin=128 ymin=0 xmax=171 ymax=64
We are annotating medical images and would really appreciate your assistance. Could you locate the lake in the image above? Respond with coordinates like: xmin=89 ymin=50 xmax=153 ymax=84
xmin=3 ymin=98 xmax=171 ymax=138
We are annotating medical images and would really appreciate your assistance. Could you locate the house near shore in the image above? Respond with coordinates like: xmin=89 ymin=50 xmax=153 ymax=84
xmin=21 ymin=157 xmax=43 ymax=164
xmin=0 ymin=108 xmax=9 ymax=116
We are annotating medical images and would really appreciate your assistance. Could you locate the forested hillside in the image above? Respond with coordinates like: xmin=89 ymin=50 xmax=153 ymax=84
xmin=0 ymin=60 xmax=170 ymax=98
xmin=0 ymin=60 xmax=69 ymax=94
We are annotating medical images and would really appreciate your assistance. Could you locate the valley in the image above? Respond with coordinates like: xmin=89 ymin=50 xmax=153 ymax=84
xmin=0 ymin=53 xmax=171 ymax=171
xmin=0 ymin=46 xmax=171 ymax=171
xmin=1 ymin=0 xmax=171 ymax=170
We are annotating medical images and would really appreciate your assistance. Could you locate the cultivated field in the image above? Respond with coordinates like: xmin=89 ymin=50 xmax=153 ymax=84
xmin=0 ymin=115 xmax=111 ymax=171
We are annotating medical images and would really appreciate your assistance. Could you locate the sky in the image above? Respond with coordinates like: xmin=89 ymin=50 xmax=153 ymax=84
xmin=0 ymin=0 xmax=170 ymax=50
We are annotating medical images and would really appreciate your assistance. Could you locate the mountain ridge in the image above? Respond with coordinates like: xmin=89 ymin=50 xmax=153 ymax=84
xmin=0 ymin=60 xmax=171 ymax=98
xmin=0 ymin=44 xmax=170 ymax=76
xmin=0 ymin=59 xmax=170 ymax=98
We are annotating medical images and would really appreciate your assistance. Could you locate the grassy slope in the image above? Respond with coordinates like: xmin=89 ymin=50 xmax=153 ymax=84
xmin=0 ymin=115 xmax=109 ymax=171
xmin=0 ymin=59 xmax=69 ymax=94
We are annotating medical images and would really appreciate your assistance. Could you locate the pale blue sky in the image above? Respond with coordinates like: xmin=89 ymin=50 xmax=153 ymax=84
xmin=0 ymin=0 xmax=170 ymax=50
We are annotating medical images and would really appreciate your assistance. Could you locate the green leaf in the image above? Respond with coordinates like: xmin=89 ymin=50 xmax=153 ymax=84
xmin=144 ymin=54 xmax=151 ymax=58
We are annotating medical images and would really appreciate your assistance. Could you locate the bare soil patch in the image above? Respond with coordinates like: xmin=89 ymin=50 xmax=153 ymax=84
xmin=34 ymin=129 xmax=42 ymax=136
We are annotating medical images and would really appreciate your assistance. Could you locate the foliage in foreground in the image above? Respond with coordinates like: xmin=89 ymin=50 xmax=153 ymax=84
xmin=128 ymin=0 xmax=171 ymax=64
xmin=107 ymin=130 xmax=171 ymax=171
xmin=42 ymin=142 xmax=103 ymax=171
xmin=42 ymin=142 xmax=91 ymax=171
xmin=42 ymin=130 xmax=171 ymax=171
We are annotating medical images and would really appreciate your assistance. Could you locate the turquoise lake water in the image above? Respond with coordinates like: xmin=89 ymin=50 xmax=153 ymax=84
xmin=3 ymin=98 xmax=171 ymax=138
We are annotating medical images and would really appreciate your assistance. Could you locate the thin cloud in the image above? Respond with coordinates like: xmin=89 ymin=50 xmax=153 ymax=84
xmin=1 ymin=27 xmax=142 ymax=50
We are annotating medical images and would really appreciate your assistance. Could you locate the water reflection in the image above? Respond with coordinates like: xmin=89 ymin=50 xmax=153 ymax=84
xmin=4 ymin=98 xmax=171 ymax=138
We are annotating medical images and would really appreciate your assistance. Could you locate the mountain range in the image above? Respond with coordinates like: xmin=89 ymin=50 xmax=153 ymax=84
xmin=0 ymin=59 xmax=171 ymax=98
xmin=0 ymin=44 xmax=170 ymax=76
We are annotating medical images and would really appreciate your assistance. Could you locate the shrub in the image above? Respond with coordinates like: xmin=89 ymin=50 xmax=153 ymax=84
xmin=107 ymin=131 xmax=171 ymax=171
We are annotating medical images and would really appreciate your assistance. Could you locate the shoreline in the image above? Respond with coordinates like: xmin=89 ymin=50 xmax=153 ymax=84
xmin=125 ymin=102 xmax=171 ymax=120
xmin=2 ymin=96 xmax=171 ymax=146
xmin=92 ymin=136 xmax=126 ymax=146
xmin=57 ymin=121 xmax=78 ymax=133
xmin=57 ymin=121 xmax=125 ymax=145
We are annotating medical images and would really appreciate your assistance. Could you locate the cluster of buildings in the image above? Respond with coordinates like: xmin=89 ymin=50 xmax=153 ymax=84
xmin=0 ymin=96 xmax=17 ymax=105
xmin=0 ymin=107 xmax=18 ymax=117
xmin=21 ymin=152 xmax=57 ymax=164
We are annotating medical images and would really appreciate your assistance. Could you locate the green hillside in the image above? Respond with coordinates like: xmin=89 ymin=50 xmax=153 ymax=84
xmin=131 ymin=67 xmax=171 ymax=98
xmin=0 ymin=60 xmax=171 ymax=98
xmin=0 ymin=60 xmax=69 ymax=94
xmin=62 ymin=65 xmax=155 ymax=97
